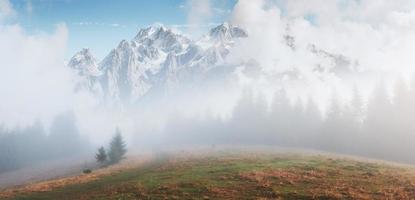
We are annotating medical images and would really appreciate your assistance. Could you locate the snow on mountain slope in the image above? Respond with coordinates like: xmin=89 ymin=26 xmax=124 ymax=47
xmin=133 ymin=23 xmax=191 ymax=54
xmin=68 ymin=22 xmax=356 ymax=104
xmin=207 ymin=22 xmax=248 ymax=45
xmin=67 ymin=23 xmax=249 ymax=103
xmin=98 ymin=24 xmax=191 ymax=103
xmin=68 ymin=48 xmax=103 ymax=95
xmin=68 ymin=48 xmax=101 ymax=76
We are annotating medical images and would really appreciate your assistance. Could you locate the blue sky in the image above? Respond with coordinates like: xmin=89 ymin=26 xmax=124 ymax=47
xmin=9 ymin=0 xmax=237 ymax=59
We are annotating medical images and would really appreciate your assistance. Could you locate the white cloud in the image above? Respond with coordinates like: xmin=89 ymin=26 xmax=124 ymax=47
xmin=226 ymin=0 xmax=415 ymax=108
xmin=213 ymin=7 xmax=231 ymax=14
xmin=229 ymin=0 xmax=415 ymax=73
xmin=184 ymin=0 xmax=213 ymax=37
xmin=183 ymin=0 xmax=232 ymax=38
xmin=187 ymin=0 xmax=212 ymax=25
xmin=72 ymin=22 xmax=125 ymax=28
xmin=0 ymin=23 xmax=78 ymax=126
xmin=170 ymin=23 xmax=218 ymax=28
xmin=274 ymin=0 xmax=415 ymax=26
xmin=0 ymin=0 xmax=16 ymax=20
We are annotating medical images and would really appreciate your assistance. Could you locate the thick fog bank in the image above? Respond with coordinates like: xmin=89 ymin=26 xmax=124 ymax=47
xmin=0 ymin=112 xmax=91 ymax=173
xmin=155 ymin=77 xmax=415 ymax=165
xmin=3 ymin=0 xmax=415 ymax=173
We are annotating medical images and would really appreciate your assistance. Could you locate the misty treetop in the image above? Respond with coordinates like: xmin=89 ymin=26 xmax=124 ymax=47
xmin=95 ymin=146 xmax=107 ymax=165
xmin=0 ymin=112 xmax=90 ymax=173
xmin=162 ymin=77 xmax=415 ymax=164
xmin=108 ymin=128 xmax=127 ymax=164
xmin=3 ymin=77 xmax=415 ymax=173
xmin=95 ymin=128 xmax=127 ymax=166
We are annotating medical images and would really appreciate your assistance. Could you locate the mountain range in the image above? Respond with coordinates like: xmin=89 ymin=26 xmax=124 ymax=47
xmin=68 ymin=22 xmax=356 ymax=104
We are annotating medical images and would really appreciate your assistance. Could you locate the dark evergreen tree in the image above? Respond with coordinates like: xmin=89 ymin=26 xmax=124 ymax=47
xmin=303 ymin=96 xmax=322 ymax=148
xmin=48 ymin=112 xmax=86 ymax=158
xmin=390 ymin=77 xmax=413 ymax=161
xmin=363 ymin=80 xmax=393 ymax=159
xmin=95 ymin=146 xmax=107 ymax=164
xmin=290 ymin=97 xmax=305 ymax=146
xmin=408 ymin=75 xmax=415 ymax=139
xmin=269 ymin=89 xmax=292 ymax=145
xmin=392 ymin=77 xmax=411 ymax=133
xmin=230 ymin=88 xmax=256 ymax=143
xmin=341 ymin=87 xmax=363 ymax=155
xmin=321 ymin=90 xmax=344 ymax=152
xmin=252 ymin=92 xmax=270 ymax=144
xmin=350 ymin=85 xmax=364 ymax=124
xmin=365 ymin=80 xmax=392 ymax=129
xmin=108 ymin=128 xmax=127 ymax=164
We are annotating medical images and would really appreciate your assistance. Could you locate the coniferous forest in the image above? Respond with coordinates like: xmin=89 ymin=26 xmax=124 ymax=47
xmin=2 ymin=77 xmax=415 ymax=173
xmin=163 ymin=78 xmax=415 ymax=164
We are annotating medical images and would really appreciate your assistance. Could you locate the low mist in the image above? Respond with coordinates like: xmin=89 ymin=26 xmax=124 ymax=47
xmin=2 ymin=0 xmax=415 ymax=179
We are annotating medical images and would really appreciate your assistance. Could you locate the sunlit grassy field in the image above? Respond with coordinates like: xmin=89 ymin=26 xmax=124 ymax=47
xmin=3 ymin=150 xmax=415 ymax=200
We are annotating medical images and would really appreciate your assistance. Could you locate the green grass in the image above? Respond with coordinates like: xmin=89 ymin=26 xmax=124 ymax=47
xmin=4 ymin=152 xmax=415 ymax=200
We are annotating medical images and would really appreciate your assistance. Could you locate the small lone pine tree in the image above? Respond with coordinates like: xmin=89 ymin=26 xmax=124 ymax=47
xmin=95 ymin=146 xmax=107 ymax=164
xmin=108 ymin=128 xmax=127 ymax=164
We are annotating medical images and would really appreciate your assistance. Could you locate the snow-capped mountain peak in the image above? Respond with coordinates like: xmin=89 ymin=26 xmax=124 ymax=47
xmin=117 ymin=40 xmax=130 ymax=49
xmin=68 ymin=23 xmax=252 ymax=104
xmin=133 ymin=24 xmax=191 ymax=53
xmin=68 ymin=48 xmax=100 ymax=76
xmin=134 ymin=24 xmax=166 ymax=41
xmin=208 ymin=22 xmax=248 ymax=43
xmin=67 ymin=22 xmax=360 ymax=105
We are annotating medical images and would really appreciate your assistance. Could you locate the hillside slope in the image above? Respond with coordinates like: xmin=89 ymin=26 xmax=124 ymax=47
xmin=2 ymin=150 xmax=415 ymax=200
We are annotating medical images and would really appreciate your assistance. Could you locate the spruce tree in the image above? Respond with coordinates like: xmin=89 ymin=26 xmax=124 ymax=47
xmin=95 ymin=146 xmax=107 ymax=164
xmin=108 ymin=128 xmax=127 ymax=164
xmin=350 ymin=86 xmax=363 ymax=123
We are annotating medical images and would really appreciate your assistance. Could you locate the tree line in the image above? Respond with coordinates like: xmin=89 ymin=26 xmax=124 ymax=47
xmin=0 ymin=112 xmax=90 ymax=173
xmin=163 ymin=77 xmax=415 ymax=164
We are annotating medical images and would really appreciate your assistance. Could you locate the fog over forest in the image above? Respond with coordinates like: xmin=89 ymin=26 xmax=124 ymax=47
xmin=2 ymin=0 xmax=415 ymax=174
xmin=2 ymin=76 xmax=415 ymax=172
